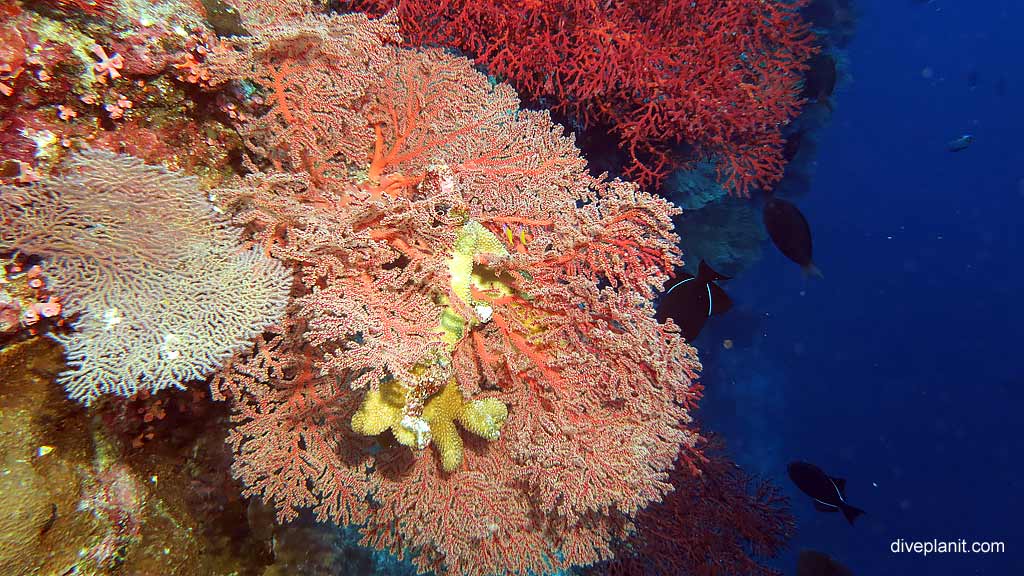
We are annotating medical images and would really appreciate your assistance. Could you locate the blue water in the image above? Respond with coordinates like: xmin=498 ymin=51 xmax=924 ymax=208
xmin=699 ymin=1 xmax=1022 ymax=573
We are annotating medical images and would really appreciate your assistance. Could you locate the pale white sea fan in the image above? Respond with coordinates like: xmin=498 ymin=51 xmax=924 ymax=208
xmin=0 ymin=150 xmax=292 ymax=404
xmin=54 ymin=243 xmax=291 ymax=404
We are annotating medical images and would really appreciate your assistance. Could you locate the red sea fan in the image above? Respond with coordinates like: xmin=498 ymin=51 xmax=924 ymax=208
xmin=597 ymin=439 xmax=795 ymax=576
xmin=342 ymin=0 xmax=816 ymax=195
xmin=204 ymin=7 xmax=704 ymax=575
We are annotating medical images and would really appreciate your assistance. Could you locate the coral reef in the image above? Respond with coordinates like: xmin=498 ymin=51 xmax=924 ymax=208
xmin=663 ymin=161 xmax=729 ymax=212
xmin=0 ymin=2 xmax=810 ymax=576
xmin=0 ymin=336 xmax=409 ymax=575
xmin=0 ymin=0 xmax=242 ymax=183
xmin=0 ymin=260 xmax=63 ymax=337
xmin=592 ymin=438 xmax=794 ymax=576
xmin=340 ymin=0 xmax=816 ymax=195
xmin=0 ymin=150 xmax=291 ymax=403
xmin=674 ymin=196 xmax=767 ymax=278
xmin=198 ymin=6 xmax=702 ymax=575
xmin=0 ymin=338 xmax=258 ymax=575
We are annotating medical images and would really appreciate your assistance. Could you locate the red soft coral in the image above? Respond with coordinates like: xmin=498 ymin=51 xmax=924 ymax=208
xmin=343 ymin=0 xmax=816 ymax=195
xmin=596 ymin=438 xmax=795 ymax=576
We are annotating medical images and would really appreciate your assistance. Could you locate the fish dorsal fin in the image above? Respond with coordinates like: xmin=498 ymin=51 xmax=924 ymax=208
xmin=697 ymin=260 xmax=731 ymax=283
xmin=830 ymin=476 xmax=847 ymax=496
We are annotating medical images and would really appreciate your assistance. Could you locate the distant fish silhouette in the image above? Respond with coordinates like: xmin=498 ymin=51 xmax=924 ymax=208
xmin=947 ymin=134 xmax=974 ymax=152
xmin=763 ymin=196 xmax=821 ymax=277
xmin=802 ymin=52 xmax=837 ymax=111
xmin=788 ymin=461 xmax=865 ymax=525
xmin=656 ymin=261 xmax=732 ymax=341
xmin=797 ymin=550 xmax=854 ymax=576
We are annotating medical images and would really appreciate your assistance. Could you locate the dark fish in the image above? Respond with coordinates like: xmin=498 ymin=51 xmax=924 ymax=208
xmin=763 ymin=197 xmax=821 ymax=277
xmin=966 ymin=68 xmax=978 ymax=89
xmin=802 ymin=52 xmax=837 ymax=111
xmin=788 ymin=461 xmax=865 ymax=525
xmin=947 ymin=134 xmax=974 ymax=152
xmin=797 ymin=550 xmax=854 ymax=576
xmin=656 ymin=260 xmax=732 ymax=341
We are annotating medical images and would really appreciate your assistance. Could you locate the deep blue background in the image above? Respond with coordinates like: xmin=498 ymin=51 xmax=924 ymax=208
xmin=698 ymin=1 xmax=1022 ymax=574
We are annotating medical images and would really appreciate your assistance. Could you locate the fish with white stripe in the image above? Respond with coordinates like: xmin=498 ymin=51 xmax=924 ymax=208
xmin=788 ymin=461 xmax=866 ymax=525
xmin=655 ymin=260 xmax=733 ymax=341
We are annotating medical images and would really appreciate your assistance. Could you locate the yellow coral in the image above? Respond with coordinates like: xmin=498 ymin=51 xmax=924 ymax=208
xmin=350 ymin=379 xmax=406 ymax=437
xmin=436 ymin=220 xmax=512 ymax=347
xmin=351 ymin=219 xmax=513 ymax=469
xmin=421 ymin=382 xmax=465 ymax=471
xmin=448 ymin=219 xmax=509 ymax=306
xmin=458 ymin=397 xmax=508 ymax=442
xmin=423 ymin=381 xmax=508 ymax=472
xmin=351 ymin=378 xmax=508 ymax=472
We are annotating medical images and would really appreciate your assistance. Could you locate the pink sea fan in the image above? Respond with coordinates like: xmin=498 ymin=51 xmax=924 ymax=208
xmin=0 ymin=150 xmax=291 ymax=404
xmin=203 ymin=9 xmax=703 ymax=575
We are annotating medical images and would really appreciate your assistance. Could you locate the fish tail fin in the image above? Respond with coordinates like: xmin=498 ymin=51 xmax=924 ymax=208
xmin=841 ymin=503 xmax=865 ymax=525
xmin=802 ymin=261 xmax=824 ymax=279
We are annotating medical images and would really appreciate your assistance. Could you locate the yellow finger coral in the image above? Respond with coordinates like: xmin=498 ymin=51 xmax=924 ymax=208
xmin=351 ymin=218 xmax=513 ymax=470
xmin=422 ymin=381 xmax=508 ymax=472
xmin=351 ymin=378 xmax=508 ymax=472
xmin=447 ymin=219 xmax=509 ymax=308
xmin=350 ymin=379 xmax=408 ymax=437
xmin=458 ymin=397 xmax=509 ymax=442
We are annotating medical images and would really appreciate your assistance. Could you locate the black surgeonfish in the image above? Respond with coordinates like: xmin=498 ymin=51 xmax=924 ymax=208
xmin=656 ymin=261 xmax=732 ymax=341
xmin=763 ymin=196 xmax=822 ymax=277
xmin=788 ymin=461 xmax=865 ymax=525
xmin=797 ymin=550 xmax=854 ymax=576
xmin=802 ymin=52 xmax=837 ymax=111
